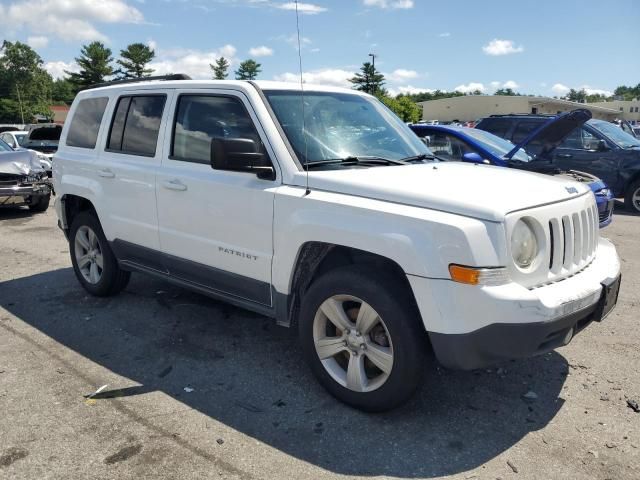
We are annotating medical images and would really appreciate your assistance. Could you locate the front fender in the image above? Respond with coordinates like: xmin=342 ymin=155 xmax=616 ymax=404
xmin=272 ymin=186 xmax=507 ymax=294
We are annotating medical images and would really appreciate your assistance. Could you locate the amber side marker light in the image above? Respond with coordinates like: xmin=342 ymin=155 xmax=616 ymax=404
xmin=448 ymin=264 xmax=509 ymax=286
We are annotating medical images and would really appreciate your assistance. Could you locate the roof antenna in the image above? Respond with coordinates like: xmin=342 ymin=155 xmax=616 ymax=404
xmin=294 ymin=0 xmax=310 ymax=196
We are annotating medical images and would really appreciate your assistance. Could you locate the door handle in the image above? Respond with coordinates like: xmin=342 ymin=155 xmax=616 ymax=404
xmin=556 ymin=153 xmax=573 ymax=159
xmin=98 ymin=168 xmax=115 ymax=178
xmin=162 ymin=179 xmax=187 ymax=191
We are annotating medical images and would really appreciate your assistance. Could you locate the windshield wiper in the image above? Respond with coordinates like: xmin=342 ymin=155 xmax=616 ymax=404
xmin=399 ymin=153 xmax=438 ymax=163
xmin=304 ymin=156 xmax=407 ymax=169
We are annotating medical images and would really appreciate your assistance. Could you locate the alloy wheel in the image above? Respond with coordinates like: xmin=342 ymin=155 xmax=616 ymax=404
xmin=313 ymin=295 xmax=394 ymax=393
xmin=74 ymin=225 xmax=104 ymax=284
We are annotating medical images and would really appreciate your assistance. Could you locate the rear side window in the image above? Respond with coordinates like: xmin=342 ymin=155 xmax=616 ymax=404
xmin=477 ymin=118 xmax=512 ymax=139
xmin=107 ymin=95 xmax=166 ymax=157
xmin=66 ymin=97 xmax=108 ymax=148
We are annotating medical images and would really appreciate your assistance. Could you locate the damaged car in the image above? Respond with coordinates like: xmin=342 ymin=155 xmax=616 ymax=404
xmin=0 ymin=142 xmax=52 ymax=212
xmin=21 ymin=123 xmax=62 ymax=164
xmin=410 ymin=109 xmax=614 ymax=227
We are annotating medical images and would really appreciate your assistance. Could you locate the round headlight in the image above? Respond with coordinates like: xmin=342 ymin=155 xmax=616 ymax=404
xmin=511 ymin=219 xmax=538 ymax=269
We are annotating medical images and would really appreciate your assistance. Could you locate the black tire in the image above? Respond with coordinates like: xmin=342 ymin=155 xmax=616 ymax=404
xmin=625 ymin=179 xmax=640 ymax=214
xmin=299 ymin=265 xmax=426 ymax=412
xmin=69 ymin=211 xmax=130 ymax=296
xmin=28 ymin=193 xmax=50 ymax=213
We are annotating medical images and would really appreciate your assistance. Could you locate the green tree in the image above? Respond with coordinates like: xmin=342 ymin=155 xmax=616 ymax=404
xmin=378 ymin=94 xmax=421 ymax=123
xmin=235 ymin=59 xmax=261 ymax=80
xmin=116 ymin=43 xmax=155 ymax=79
xmin=349 ymin=62 xmax=385 ymax=95
xmin=211 ymin=56 xmax=230 ymax=80
xmin=494 ymin=88 xmax=516 ymax=96
xmin=52 ymin=78 xmax=76 ymax=104
xmin=0 ymin=40 xmax=53 ymax=123
xmin=66 ymin=41 xmax=114 ymax=90
xmin=398 ymin=89 xmax=464 ymax=103
xmin=613 ymin=84 xmax=640 ymax=101
xmin=564 ymin=88 xmax=587 ymax=103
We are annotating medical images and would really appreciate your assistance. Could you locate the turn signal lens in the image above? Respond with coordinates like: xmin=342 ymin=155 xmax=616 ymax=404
xmin=449 ymin=264 xmax=509 ymax=286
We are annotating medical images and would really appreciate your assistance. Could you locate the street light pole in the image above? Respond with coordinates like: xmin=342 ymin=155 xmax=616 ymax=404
xmin=368 ymin=53 xmax=377 ymax=95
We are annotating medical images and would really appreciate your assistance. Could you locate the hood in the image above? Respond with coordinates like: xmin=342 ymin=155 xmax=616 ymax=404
xmin=505 ymin=109 xmax=592 ymax=161
xmin=0 ymin=149 xmax=44 ymax=176
xmin=556 ymin=170 xmax=608 ymax=194
xmin=293 ymin=162 xmax=591 ymax=222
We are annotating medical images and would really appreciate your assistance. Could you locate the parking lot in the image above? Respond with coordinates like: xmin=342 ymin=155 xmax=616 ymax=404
xmin=0 ymin=204 xmax=638 ymax=480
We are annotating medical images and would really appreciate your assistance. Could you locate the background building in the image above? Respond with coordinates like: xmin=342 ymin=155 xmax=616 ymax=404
xmin=588 ymin=99 xmax=640 ymax=125
xmin=418 ymin=95 xmax=621 ymax=123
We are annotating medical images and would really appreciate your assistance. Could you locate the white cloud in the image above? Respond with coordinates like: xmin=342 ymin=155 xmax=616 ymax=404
xmin=490 ymin=81 xmax=501 ymax=90
xmin=280 ymin=34 xmax=312 ymax=50
xmin=45 ymin=61 xmax=78 ymax=80
xmin=454 ymin=82 xmax=485 ymax=94
xmin=27 ymin=36 xmax=49 ymax=48
xmin=551 ymin=83 xmax=571 ymax=95
xmin=147 ymin=39 xmax=158 ymax=52
xmin=3 ymin=0 xmax=144 ymax=42
xmin=274 ymin=68 xmax=354 ymax=87
xmin=248 ymin=45 xmax=274 ymax=57
xmin=363 ymin=0 xmax=414 ymax=9
xmin=581 ymin=86 xmax=613 ymax=97
xmin=276 ymin=2 xmax=327 ymax=14
xmin=388 ymin=85 xmax=435 ymax=96
xmin=482 ymin=39 xmax=524 ymax=56
xmin=386 ymin=68 xmax=419 ymax=82
xmin=150 ymin=44 xmax=238 ymax=80
xmin=438 ymin=32 xmax=451 ymax=38
xmin=503 ymin=80 xmax=519 ymax=89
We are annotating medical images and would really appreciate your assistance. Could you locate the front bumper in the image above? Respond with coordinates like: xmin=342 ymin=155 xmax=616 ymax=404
xmin=0 ymin=183 xmax=51 ymax=207
xmin=409 ymin=237 xmax=621 ymax=370
xmin=595 ymin=192 xmax=614 ymax=228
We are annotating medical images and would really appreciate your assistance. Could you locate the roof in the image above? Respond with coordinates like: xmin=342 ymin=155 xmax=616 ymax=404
xmin=417 ymin=95 xmax=620 ymax=115
xmin=81 ymin=78 xmax=360 ymax=96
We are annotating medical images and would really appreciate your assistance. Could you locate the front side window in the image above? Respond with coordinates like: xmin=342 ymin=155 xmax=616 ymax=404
xmin=263 ymin=90 xmax=430 ymax=166
xmin=66 ymin=97 xmax=109 ymax=148
xmin=171 ymin=95 xmax=266 ymax=165
xmin=589 ymin=120 xmax=640 ymax=149
xmin=107 ymin=95 xmax=166 ymax=156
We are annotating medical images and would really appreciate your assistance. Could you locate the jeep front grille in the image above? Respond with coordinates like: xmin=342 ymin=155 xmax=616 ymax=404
xmin=548 ymin=203 xmax=598 ymax=275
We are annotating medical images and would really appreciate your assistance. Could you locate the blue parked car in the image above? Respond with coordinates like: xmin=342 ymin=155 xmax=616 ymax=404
xmin=410 ymin=110 xmax=614 ymax=228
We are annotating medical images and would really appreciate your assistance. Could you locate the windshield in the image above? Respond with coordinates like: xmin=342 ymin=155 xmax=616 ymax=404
xmin=463 ymin=127 xmax=530 ymax=161
xmin=0 ymin=138 xmax=14 ymax=152
xmin=590 ymin=120 xmax=640 ymax=149
xmin=263 ymin=90 xmax=432 ymax=165
xmin=15 ymin=134 xmax=26 ymax=145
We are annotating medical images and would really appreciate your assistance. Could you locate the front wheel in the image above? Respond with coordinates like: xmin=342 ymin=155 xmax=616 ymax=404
xmin=625 ymin=179 xmax=640 ymax=214
xmin=299 ymin=265 xmax=426 ymax=412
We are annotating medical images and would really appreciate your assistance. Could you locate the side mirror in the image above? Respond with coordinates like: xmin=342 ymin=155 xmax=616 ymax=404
xmin=597 ymin=139 xmax=609 ymax=152
xmin=462 ymin=152 xmax=489 ymax=164
xmin=210 ymin=138 xmax=275 ymax=180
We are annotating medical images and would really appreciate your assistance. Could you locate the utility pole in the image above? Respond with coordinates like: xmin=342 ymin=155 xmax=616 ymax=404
xmin=368 ymin=53 xmax=377 ymax=95
xmin=16 ymin=84 xmax=25 ymax=125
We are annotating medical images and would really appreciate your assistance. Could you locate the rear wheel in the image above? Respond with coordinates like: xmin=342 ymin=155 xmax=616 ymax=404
xmin=69 ymin=212 xmax=130 ymax=296
xmin=28 ymin=193 xmax=50 ymax=213
xmin=625 ymin=179 xmax=640 ymax=214
xmin=299 ymin=265 xmax=426 ymax=412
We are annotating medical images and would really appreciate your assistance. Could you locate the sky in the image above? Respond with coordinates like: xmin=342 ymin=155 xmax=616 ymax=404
xmin=0 ymin=0 xmax=638 ymax=97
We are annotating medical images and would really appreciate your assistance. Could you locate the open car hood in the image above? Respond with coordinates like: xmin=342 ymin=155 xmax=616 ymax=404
xmin=504 ymin=109 xmax=592 ymax=161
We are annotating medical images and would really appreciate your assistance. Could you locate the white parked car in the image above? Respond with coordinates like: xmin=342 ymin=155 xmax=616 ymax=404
xmin=0 ymin=130 xmax=53 ymax=176
xmin=53 ymin=77 xmax=622 ymax=411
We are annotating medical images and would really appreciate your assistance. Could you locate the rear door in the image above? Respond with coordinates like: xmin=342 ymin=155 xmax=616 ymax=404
xmin=553 ymin=126 xmax=620 ymax=188
xmin=97 ymin=91 xmax=172 ymax=271
xmin=156 ymin=89 xmax=277 ymax=306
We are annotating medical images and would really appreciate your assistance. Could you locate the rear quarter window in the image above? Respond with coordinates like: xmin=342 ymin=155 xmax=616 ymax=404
xmin=107 ymin=95 xmax=166 ymax=157
xmin=66 ymin=97 xmax=109 ymax=148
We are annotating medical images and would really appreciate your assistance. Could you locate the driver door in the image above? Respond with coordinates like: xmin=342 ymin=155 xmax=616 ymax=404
xmin=156 ymin=89 xmax=277 ymax=306
xmin=553 ymin=126 xmax=620 ymax=188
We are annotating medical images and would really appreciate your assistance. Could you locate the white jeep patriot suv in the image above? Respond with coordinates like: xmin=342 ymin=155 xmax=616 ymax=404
xmin=54 ymin=76 xmax=621 ymax=411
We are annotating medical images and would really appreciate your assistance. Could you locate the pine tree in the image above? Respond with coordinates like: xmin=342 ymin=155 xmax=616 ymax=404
xmin=349 ymin=62 xmax=385 ymax=95
xmin=211 ymin=56 xmax=230 ymax=80
xmin=66 ymin=41 xmax=114 ymax=90
xmin=235 ymin=59 xmax=261 ymax=80
xmin=116 ymin=43 xmax=155 ymax=79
